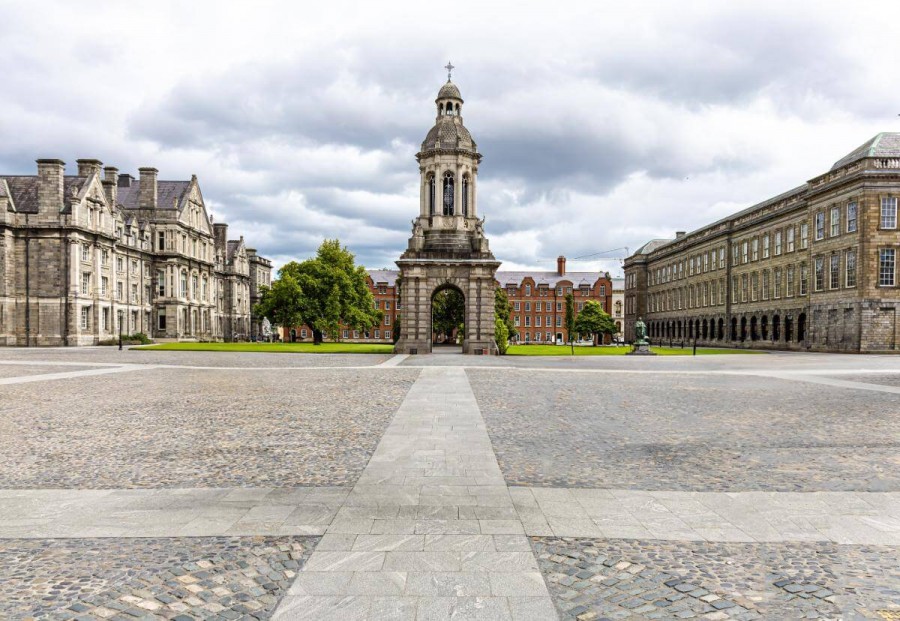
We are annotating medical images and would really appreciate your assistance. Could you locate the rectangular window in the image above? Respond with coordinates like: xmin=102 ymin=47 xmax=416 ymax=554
xmin=814 ymin=256 xmax=824 ymax=291
xmin=301 ymin=329 xmax=308 ymax=338
xmin=524 ymin=302 xmax=531 ymax=312
xmin=556 ymin=316 xmax=561 ymax=327
xmin=81 ymin=244 xmax=90 ymax=261
xmin=525 ymin=316 xmax=531 ymax=327
xmin=774 ymin=268 xmax=782 ymax=298
xmin=732 ymin=243 xmax=739 ymax=266
xmin=881 ymin=197 xmax=898 ymax=229
xmin=342 ymin=330 xmax=349 ymax=339
xmin=385 ymin=301 xmax=391 ymax=310
xmin=774 ymin=231 xmax=782 ymax=255
xmin=786 ymin=265 xmax=794 ymax=297
xmin=81 ymin=272 xmax=91 ymax=295
xmin=800 ymin=223 xmax=809 ymax=249
xmin=525 ymin=285 xmax=531 ymax=296
xmin=800 ymin=263 xmax=808 ymax=295
xmin=846 ymin=251 xmax=857 ymax=287
xmin=353 ymin=330 xmax=359 ymax=339
xmin=157 ymin=271 xmax=165 ymax=296
xmin=131 ymin=283 xmax=138 ymax=303
xmin=101 ymin=249 xmax=109 ymax=265
xmin=731 ymin=276 xmax=738 ymax=303
xmin=81 ymin=306 xmax=90 ymax=329
xmin=536 ymin=316 xmax=542 ymax=327
xmin=514 ymin=301 xmax=520 ymax=311
xmin=741 ymin=241 xmax=748 ymax=264
xmin=514 ymin=316 xmax=520 ymax=326
xmin=830 ymin=254 xmax=840 ymax=289
xmin=158 ymin=310 xmax=166 ymax=330
xmin=762 ymin=270 xmax=770 ymax=300
xmin=762 ymin=234 xmax=770 ymax=258
xmin=787 ymin=227 xmax=795 ymax=252
xmin=374 ymin=330 xmax=380 ymax=339
xmin=830 ymin=207 xmax=840 ymax=237
xmin=751 ymin=272 xmax=758 ymax=301
xmin=879 ymin=248 xmax=896 ymax=286
xmin=718 ymin=247 xmax=725 ymax=269
xmin=751 ymin=238 xmax=758 ymax=261
xmin=600 ymin=285 xmax=606 ymax=295
xmin=847 ymin=202 xmax=857 ymax=233
xmin=556 ymin=286 xmax=562 ymax=295
xmin=101 ymin=276 xmax=108 ymax=297
xmin=740 ymin=274 xmax=748 ymax=302
xmin=102 ymin=308 xmax=109 ymax=331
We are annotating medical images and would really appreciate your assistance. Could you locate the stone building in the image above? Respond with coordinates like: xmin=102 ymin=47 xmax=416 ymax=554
xmin=0 ymin=159 xmax=269 ymax=346
xmin=624 ymin=133 xmax=900 ymax=352
xmin=611 ymin=277 xmax=625 ymax=340
xmin=248 ymin=248 xmax=273 ymax=339
xmin=394 ymin=75 xmax=500 ymax=354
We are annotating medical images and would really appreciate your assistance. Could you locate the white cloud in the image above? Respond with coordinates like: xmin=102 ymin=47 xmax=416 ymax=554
xmin=2 ymin=0 xmax=899 ymax=277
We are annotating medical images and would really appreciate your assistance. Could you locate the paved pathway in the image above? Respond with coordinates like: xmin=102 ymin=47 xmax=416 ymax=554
xmin=3 ymin=364 xmax=900 ymax=620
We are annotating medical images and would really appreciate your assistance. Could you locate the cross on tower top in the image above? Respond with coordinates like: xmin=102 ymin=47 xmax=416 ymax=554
xmin=444 ymin=61 xmax=454 ymax=82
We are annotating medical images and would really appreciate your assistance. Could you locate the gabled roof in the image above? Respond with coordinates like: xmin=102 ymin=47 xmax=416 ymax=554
xmin=831 ymin=132 xmax=900 ymax=171
xmin=226 ymin=239 xmax=243 ymax=262
xmin=117 ymin=180 xmax=192 ymax=210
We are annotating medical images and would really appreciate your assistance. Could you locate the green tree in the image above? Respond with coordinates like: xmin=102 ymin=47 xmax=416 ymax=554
xmin=493 ymin=287 xmax=517 ymax=341
xmin=253 ymin=239 xmax=382 ymax=345
xmin=432 ymin=288 xmax=465 ymax=343
xmin=574 ymin=300 xmax=617 ymax=345
xmin=494 ymin=316 xmax=509 ymax=355
xmin=565 ymin=292 xmax=576 ymax=354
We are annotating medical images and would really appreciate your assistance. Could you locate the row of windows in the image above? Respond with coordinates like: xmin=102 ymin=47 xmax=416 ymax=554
xmin=649 ymin=279 xmax=727 ymax=313
xmin=507 ymin=284 xmax=605 ymax=297
xmin=426 ymin=172 xmax=471 ymax=217
xmin=732 ymin=223 xmax=808 ymax=267
xmin=652 ymin=247 xmax=726 ymax=285
xmin=338 ymin=329 xmax=392 ymax=340
xmin=79 ymin=306 xmax=150 ymax=333
xmin=515 ymin=315 xmax=563 ymax=328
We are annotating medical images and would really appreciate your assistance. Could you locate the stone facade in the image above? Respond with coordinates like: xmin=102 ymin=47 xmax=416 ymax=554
xmin=624 ymin=133 xmax=900 ymax=352
xmin=0 ymin=159 xmax=270 ymax=346
xmin=394 ymin=78 xmax=500 ymax=354
xmin=247 ymin=247 xmax=273 ymax=339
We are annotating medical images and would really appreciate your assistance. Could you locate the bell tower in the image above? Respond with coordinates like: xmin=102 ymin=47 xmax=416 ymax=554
xmin=395 ymin=66 xmax=500 ymax=355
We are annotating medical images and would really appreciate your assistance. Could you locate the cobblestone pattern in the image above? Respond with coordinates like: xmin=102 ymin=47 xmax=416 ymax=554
xmin=0 ymin=368 xmax=417 ymax=488
xmin=0 ymin=365 xmax=94 ymax=378
xmin=828 ymin=374 xmax=900 ymax=388
xmin=531 ymin=537 xmax=900 ymax=620
xmin=469 ymin=370 xmax=900 ymax=491
xmin=0 ymin=349 xmax=393 ymax=367
xmin=0 ymin=535 xmax=318 ymax=620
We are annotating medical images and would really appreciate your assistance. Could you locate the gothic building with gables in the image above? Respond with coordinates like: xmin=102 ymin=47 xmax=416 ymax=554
xmin=0 ymin=159 xmax=271 ymax=346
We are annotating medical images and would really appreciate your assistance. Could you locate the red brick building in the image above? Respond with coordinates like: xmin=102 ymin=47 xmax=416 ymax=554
xmin=500 ymin=256 xmax=614 ymax=345
xmin=282 ymin=257 xmax=613 ymax=346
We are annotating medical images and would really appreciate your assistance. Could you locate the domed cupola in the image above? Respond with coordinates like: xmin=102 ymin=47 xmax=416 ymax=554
xmin=420 ymin=64 xmax=478 ymax=155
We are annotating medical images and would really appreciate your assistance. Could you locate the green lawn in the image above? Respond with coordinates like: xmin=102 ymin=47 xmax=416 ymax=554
xmin=506 ymin=344 xmax=763 ymax=356
xmin=135 ymin=342 xmax=396 ymax=354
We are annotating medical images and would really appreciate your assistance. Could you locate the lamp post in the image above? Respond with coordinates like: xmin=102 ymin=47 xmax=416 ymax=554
xmin=118 ymin=310 xmax=123 ymax=351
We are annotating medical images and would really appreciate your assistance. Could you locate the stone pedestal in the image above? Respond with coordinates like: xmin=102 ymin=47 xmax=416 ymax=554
xmin=626 ymin=342 xmax=656 ymax=355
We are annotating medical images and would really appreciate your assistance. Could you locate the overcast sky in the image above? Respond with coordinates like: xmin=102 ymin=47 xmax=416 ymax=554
xmin=2 ymin=1 xmax=899 ymax=276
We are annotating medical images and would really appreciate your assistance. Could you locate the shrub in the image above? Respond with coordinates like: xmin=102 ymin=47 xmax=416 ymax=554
xmin=494 ymin=317 xmax=509 ymax=355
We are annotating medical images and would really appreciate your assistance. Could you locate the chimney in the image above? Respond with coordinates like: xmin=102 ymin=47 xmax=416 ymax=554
xmin=102 ymin=166 xmax=119 ymax=206
xmin=675 ymin=231 xmax=686 ymax=239
xmin=117 ymin=173 xmax=135 ymax=187
xmin=138 ymin=167 xmax=158 ymax=209
xmin=213 ymin=222 xmax=228 ymax=252
xmin=76 ymin=158 xmax=103 ymax=178
xmin=557 ymin=255 xmax=566 ymax=276
xmin=36 ymin=159 xmax=65 ymax=214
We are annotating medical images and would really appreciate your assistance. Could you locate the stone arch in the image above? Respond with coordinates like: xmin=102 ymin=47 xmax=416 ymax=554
xmin=730 ymin=317 xmax=738 ymax=341
xmin=761 ymin=315 xmax=769 ymax=341
xmin=702 ymin=319 xmax=708 ymax=340
xmin=717 ymin=318 xmax=724 ymax=340
xmin=430 ymin=282 xmax=465 ymax=350
xmin=750 ymin=316 xmax=759 ymax=341
xmin=784 ymin=315 xmax=794 ymax=343
xmin=740 ymin=316 xmax=748 ymax=342
xmin=798 ymin=312 xmax=807 ymax=342
xmin=772 ymin=315 xmax=781 ymax=341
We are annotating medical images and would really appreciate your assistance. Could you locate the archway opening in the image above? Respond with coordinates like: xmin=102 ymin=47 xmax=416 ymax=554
xmin=431 ymin=285 xmax=465 ymax=352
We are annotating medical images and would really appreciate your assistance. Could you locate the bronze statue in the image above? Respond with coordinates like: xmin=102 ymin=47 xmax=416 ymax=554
xmin=634 ymin=316 xmax=648 ymax=345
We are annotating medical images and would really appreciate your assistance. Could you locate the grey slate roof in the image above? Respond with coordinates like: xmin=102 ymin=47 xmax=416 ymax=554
xmin=117 ymin=180 xmax=191 ymax=210
xmin=368 ymin=269 xmax=399 ymax=286
xmin=633 ymin=239 xmax=673 ymax=255
xmin=831 ymin=132 xmax=900 ymax=170
xmin=0 ymin=176 xmax=39 ymax=213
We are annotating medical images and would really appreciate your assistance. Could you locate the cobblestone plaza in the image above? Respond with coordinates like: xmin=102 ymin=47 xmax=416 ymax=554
xmin=1 ymin=348 xmax=898 ymax=620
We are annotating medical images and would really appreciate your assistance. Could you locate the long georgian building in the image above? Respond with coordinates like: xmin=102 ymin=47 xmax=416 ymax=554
xmin=624 ymin=133 xmax=900 ymax=352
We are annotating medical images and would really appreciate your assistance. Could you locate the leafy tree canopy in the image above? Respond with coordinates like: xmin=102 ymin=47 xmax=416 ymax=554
xmin=494 ymin=287 xmax=517 ymax=340
xmin=565 ymin=292 xmax=576 ymax=354
xmin=574 ymin=300 xmax=617 ymax=345
xmin=253 ymin=239 xmax=382 ymax=344
xmin=432 ymin=288 xmax=465 ymax=343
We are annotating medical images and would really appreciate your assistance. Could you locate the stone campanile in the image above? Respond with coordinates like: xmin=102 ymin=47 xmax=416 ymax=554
xmin=394 ymin=68 xmax=501 ymax=354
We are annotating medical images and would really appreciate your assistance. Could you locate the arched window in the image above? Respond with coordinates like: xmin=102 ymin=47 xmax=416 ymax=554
xmin=442 ymin=172 xmax=454 ymax=216
xmin=428 ymin=175 xmax=436 ymax=216
xmin=462 ymin=176 xmax=469 ymax=216
xmin=439 ymin=103 xmax=444 ymax=116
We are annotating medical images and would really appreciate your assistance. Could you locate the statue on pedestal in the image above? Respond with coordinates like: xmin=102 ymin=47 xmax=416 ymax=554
xmin=627 ymin=316 xmax=656 ymax=356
